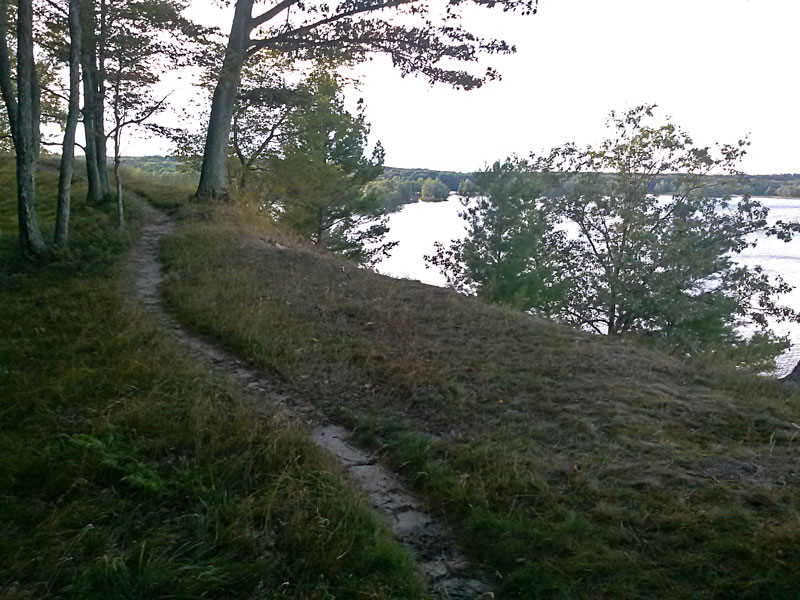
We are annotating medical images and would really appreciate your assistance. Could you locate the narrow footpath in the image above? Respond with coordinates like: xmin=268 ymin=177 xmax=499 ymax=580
xmin=127 ymin=197 xmax=492 ymax=599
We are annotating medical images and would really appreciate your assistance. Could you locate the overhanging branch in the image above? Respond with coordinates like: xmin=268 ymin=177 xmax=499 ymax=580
xmin=247 ymin=0 xmax=415 ymax=52
xmin=251 ymin=0 xmax=302 ymax=29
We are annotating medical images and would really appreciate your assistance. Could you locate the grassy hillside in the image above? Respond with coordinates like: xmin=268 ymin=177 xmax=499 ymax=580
xmin=0 ymin=161 xmax=425 ymax=598
xmin=155 ymin=195 xmax=800 ymax=598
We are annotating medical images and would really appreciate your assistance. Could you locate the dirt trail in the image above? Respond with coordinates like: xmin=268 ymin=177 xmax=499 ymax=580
xmin=127 ymin=197 xmax=492 ymax=599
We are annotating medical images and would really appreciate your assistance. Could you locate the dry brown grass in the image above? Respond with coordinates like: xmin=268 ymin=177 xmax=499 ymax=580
xmin=160 ymin=202 xmax=800 ymax=598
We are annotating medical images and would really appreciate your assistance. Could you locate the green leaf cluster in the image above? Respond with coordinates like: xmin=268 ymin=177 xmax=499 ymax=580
xmin=420 ymin=177 xmax=450 ymax=202
xmin=262 ymin=68 xmax=395 ymax=266
xmin=430 ymin=106 xmax=800 ymax=368
xmin=427 ymin=159 xmax=572 ymax=314
xmin=368 ymin=169 xmax=469 ymax=211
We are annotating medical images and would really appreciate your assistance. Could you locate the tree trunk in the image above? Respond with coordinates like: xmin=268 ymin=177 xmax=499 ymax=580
xmin=232 ymin=112 xmax=249 ymax=190
xmin=31 ymin=29 xmax=40 ymax=161
xmin=112 ymin=77 xmax=123 ymax=229
xmin=94 ymin=0 xmax=109 ymax=198
xmin=195 ymin=0 xmax=253 ymax=202
xmin=14 ymin=0 xmax=47 ymax=258
xmin=55 ymin=0 xmax=82 ymax=248
xmin=81 ymin=64 xmax=102 ymax=203
xmin=0 ymin=0 xmax=46 ymax=257
xmin=114 ymin=150 xmax=123 ymax=228
xmin=0 ymin=0 xmax=18 ymax=141
xmin=95 ymin=101 xmax=110 ymax=198
xmin=80 ymin=1 xmax=102 ymax=204
xmin=781 ymin=359 xmax=800 ymax=385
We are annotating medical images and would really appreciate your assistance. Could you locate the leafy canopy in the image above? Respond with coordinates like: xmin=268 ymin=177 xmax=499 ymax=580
xmin=265 ymin=68 xmax=395 ymax=266
xmin=219 ymin=0 xmax=538 ymax=90
xmin=420 ymin=177 xmax=449 ymax=202
xmin=426 ymin=159 xmax=572 ymax=313
xmin=429 ymin=106 xmax=800 ymax=368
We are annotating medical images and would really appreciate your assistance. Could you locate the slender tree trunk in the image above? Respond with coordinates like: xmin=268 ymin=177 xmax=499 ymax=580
xmin=607 ymin=303 xmax=617 ymax=335
xmin=195 ymin=0 xmax=253 ymax=202
xmin=81 ymin=63 xmax=102 ymax=203
xmin=95 ymin=102 xmax=110 ymax=198
xmin=80 ymin=0 xmax=102 ymax=203
xmin=1 ymin=0 xmax=46 ymax=257
xmin=94 ymin=0 xmax=109 ymax=198
xmin=0 ymin=0 xmax=18 ymax=140
xmin=13 ymin=0 xmax=47 ymax=258
xmin=232 ymin=111 xmax=248 ymax=190
xmin=114 ymin=147 xmax=123 ymax=228
xmin=31 ymin=32 xmax=40 ymax=161
xmin=55 ymin=0 xmax=82 ymax=248
xmin=112 ymin=76 xmax=123 ymax=228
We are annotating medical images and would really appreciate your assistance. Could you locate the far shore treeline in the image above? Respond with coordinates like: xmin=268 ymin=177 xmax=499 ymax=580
xmin=122 ymin=155 xmax=800 ymax=212
xmin=372 ymin=168 xmax=800 ymax=209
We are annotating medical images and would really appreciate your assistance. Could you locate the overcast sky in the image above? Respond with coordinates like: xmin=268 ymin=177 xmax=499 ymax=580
xmin=161 ymin=0 xmax=799 ymax=174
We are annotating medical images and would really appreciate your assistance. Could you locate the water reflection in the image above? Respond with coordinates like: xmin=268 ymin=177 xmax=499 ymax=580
xmin=376 ymin=195 xmax=800 ymax=376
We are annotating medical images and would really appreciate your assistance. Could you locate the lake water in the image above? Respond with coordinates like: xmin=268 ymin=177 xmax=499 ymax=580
xmin=375 ymin=195 xmax=800 ymax=377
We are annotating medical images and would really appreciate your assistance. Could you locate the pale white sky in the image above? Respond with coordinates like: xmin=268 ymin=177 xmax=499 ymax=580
xmin=142 ymin=0 xmax=800 ymax=174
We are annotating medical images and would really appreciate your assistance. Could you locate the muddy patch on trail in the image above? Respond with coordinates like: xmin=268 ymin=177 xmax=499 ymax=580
xmin=127 ymin=196 xmax=492 ymax=599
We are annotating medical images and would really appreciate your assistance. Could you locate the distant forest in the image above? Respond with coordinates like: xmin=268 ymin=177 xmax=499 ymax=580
xmin=372 ymin=167 xmax=466 ymax=210
xmin=122 ymin=156 xmax=183 ymax=177
xmin=653 ymin=173 xmax=800 ymax=198
xmin=122 ymin=157 xmax=800 ymax=211
xmin=377 ymin=169 xmax=800 ymax=210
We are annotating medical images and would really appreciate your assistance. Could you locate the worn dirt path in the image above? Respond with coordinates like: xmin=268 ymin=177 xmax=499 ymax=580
xmin=127 ymin=197 xmax=492 ymax=599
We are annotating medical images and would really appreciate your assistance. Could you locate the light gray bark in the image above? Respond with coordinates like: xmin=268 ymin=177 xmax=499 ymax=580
xmin=55 ymin=0 xmax=82 ymax=248
xmin=0 ymin=0 xmax=17 ymax=140
xmin=195 ymin=0 xmax=253 ymax=202
xmin=5 ymin=0 xmax=47 ymax=257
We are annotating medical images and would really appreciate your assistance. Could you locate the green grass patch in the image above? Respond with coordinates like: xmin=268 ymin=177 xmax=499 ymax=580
xmin=157 ymin=201 xmax=800 ymax=598
xmin=120 ymin=167 xmax=196 ymax=212
xmin=0 ymin=162 xmax=425 ymax=598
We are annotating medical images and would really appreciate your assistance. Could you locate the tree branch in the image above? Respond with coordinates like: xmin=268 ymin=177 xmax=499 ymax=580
xmin=245 ymin=109 xmax=289 ymax=169
xmin=105 ymin=91 xmax=173 ymax=138
xmin=232 ymin=109 xmax=245 ymax=167
xmin=248 ymin=0 xmax=415 ymax=51
xmin=42 ymin=85 xmax=70 ymax=103
xmin=42 ymin=0 xmax=67 ymax=18
xmin=250 ymin=0 xmax=302 ymax=29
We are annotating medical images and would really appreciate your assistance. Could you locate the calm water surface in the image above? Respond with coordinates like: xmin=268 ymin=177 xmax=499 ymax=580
xmin=376 ymin=195 xmax=800 ymax=376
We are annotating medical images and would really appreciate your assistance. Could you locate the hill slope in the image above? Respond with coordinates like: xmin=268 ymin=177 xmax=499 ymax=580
xmin=157 ymin=198 xmax=800 ymax=598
